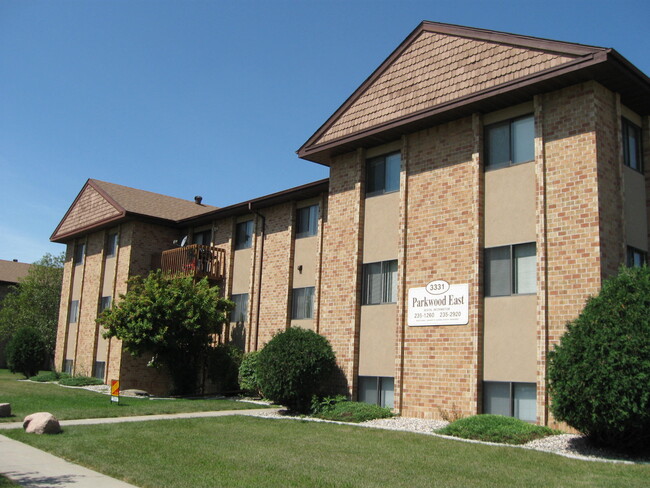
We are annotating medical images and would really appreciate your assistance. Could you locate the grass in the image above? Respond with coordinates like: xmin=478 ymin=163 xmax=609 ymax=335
xmin=0 ymin=369 xmax=268 ymax=422
xmin=0 ymin=475 xmax=19 ymax=487
xmin=437 ymin=414 xmax=561 ymax=445
xmin=4 ymin=416 xmax=649 ymax=488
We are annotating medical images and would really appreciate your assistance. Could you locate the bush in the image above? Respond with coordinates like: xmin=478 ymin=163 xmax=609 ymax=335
xmin=30 ymin=371 xmax=68 ymax=382
xmin=257 ymin=327 xmax=336 ymax=413
xmin=59 ymin=375 xmax=105 ymax=387
xmin=548 ymin=266 xmax=650 ymax=450
xmin=238 ymin=351 xmax=262 ymax=396
xmin=312 ymin=396 xmax=393 ymax=422
xmin=207 ymin=344 xmax=243 ymax=393
xmin=437 ymin=415 xmax=559 ymax=445
xmin=6 ymin=327 xmax=46 ymax=378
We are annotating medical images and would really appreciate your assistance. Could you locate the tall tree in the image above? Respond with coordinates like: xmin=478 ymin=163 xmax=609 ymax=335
xmin=98 ymin=270 xmax=233 ymax=395
xmin=0 ymin=253 xmax=64 ymax=366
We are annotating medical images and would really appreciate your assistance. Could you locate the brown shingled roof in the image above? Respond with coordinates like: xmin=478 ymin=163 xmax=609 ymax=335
xmin=0 ymin=259 xmax=31 ymax=284
xmin=51 ymin=179 xmax=217 ymax=242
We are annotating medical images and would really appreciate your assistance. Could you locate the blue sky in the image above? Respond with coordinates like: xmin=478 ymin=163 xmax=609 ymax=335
xmin=1 ymin=0 xmax=648 ymax=263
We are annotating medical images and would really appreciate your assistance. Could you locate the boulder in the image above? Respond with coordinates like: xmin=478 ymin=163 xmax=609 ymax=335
xmin=0 ymin=403 xmax=11 ymax=417
xmin=23 ymin=412 xmax=62 ymax=434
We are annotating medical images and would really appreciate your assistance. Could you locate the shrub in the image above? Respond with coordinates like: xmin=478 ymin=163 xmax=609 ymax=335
xmin=207 ymin=344 xmax=243 ymax=393
xmin=59 ymin=375 xmax=105 ymax=387
xmin=312 ymin=396 xmax=393 ymax=422
xmin=437 ymin=415 xmax=559 ymax=445
xmin=30 ymin=371 xmax=66 ymax=382
xmin=548 ymin=265 xmax=650 ymax=450
xmin=6 ymin=327 xmax=46 ymax=378
xmin=238 ymin=351 xmax=262 ymax=396
xmin=257 ymin=327 xmax=336 ymax=413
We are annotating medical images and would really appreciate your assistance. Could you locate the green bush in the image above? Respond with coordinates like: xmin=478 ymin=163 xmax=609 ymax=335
xmin=548 ymin=266 xmax=650 ymax=450
xmin=59 ymin=375 xmax=105 ymax=387
xmin=6 ymin=327 xmax=46 ymax=378
xmin=312 ymin=396 xmax=393 ymax=422
xmin=437 ymin=415 xmax=559 ymax=445
xmin=207 ymin=344 xmax=243 ymax=393
xmin=238 ymin=351 xmax=262 ymax=396
xmin=257 ymin=327 xmax=336 ymax=413
xmin=30 ymin=371 xmax=68 ymax=382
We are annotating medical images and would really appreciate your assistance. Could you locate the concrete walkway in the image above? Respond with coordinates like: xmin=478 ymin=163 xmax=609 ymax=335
xmin=0 ymin=408 xmax=277 ymax=487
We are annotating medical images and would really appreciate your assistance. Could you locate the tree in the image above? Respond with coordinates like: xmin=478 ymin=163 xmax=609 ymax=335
xmin=0 ymin=253 xmax=64 ymax=366
xmin=257 ymin=327 xmax=336 ymax=413
xmin=98 ymin=270 xmax=233 ymax=395
xmin=6 ymin=327 xmax=46 ymax=377
xmin=548 ymin=265 xmax=650 ymax=450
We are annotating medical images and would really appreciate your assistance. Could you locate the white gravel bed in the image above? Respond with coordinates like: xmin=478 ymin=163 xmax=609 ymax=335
xmin=249 ymin=410 xmax=648 ymax=464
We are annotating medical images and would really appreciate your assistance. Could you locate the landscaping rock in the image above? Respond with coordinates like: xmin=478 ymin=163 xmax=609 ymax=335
xmin=0 ymin=403 xmax=11 ymax=417
xmin=123 ymin=389 xmax=150 ymax=397
xmin=23 ymin=412 xmax=62 ymax=434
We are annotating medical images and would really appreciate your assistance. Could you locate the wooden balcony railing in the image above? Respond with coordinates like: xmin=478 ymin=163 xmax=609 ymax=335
xmin=160 ymin=244 xmax=225 ymax=281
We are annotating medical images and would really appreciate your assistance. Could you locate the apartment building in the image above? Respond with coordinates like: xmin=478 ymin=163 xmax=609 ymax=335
xmin=52 ymin=22 xmax=649 ymax=424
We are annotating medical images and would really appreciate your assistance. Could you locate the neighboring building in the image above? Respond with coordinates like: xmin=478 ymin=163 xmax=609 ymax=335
xmin=0 ymin=259 xmax=32 ymax=367
xmin=52 ymin=22 xmax=649 ymax=425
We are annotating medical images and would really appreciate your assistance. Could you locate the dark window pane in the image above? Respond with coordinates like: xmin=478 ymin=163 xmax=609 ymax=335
xmin=366 ymin=158 xmax=385 ymax=195
xmin=363 ymin=263 xmax=383 ymax=305
xmin=485 ymin=247 xmax=511 ymax=296
xmin=512 ymin=116 xmax=535 ymax=164
xmin=380 ymin=377 xmax=395 ymax=408
xmin=384 ymin=153 xmax=401 ymax=193
xmin=74 ymin=243 xmax=85 ymax=265
xmin=484 ymin=382 xmax=510 ymax=416
xmin=235 ymin=221 xmax=253 ymax=250
xmin=486 ymin=122 xmax=510 ymax=168
xmin=623 ymin=119 xmax=643 ymax=172
xmin=231 ymin=294 xmax=249 ymax=323
xmin=358 ymin=376 xmax=378 ymax=405
xmin=292 ymin=287 xmax=314 ymax=319
xmin=382 ymin=260 xmax=398 ymax=303
xmin=106 ymin=233 xmax=118 ymax=257
xmin=513 ymin=383 xmax=536 ymax=422
xmin=296 ymin=205 xmax=319 ymax=238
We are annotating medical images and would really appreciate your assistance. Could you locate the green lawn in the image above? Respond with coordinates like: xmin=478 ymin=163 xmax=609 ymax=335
xmin=0 ymin=369 xmax=267 ymax=422
xmin=4 ymin=416 xmax=649 ymax=488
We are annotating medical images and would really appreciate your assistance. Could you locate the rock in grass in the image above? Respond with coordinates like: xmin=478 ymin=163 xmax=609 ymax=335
xmin=23 ymin=412 xmax=62 ymax=434
xmin=0 ymin=403 xmax=11 ymax=417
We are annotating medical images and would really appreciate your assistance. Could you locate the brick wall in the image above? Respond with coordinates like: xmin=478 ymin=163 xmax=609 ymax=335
xmin=399 ymin=117 xmax=481 ymax=418
xmin=318 ymin=150 xmax=364 ymax=395
xmin=54 ymin=244 xmax=74 ymax=371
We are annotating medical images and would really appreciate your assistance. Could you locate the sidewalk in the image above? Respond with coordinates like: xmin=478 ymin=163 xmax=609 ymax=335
xmin=0 ymin=408 xmax=278 ymax=487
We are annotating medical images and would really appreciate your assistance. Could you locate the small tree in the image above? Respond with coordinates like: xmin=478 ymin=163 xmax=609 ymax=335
xmin=548 ymin=266 xmax=650 ymax=450
xmin=238 ymin=351 xmax=262 ymax=396
xmin=98 ymin=270 xmax=232 ymax=395
xmin=0 ymin=253 xmax=64 ymax=366
xmin=257 ymin=327 xmax=336 ymax=413
xmin=6 ymin=327 xmax=46 ymax=378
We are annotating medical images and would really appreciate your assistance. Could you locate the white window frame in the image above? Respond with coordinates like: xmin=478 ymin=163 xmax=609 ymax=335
xmin=485 ymin=243 xmax=536 ymax=297
xmin=362 ymin=260 xmax=398 ymax=305
xmin=484 ymin=114 xmax=535 ymax=170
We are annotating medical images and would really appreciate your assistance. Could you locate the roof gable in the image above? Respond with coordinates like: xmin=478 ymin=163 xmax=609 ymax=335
xmin=51 ymin=182 xmax=124 ymax=241
xmin=299 ymin=22 xmax=608 ymax=163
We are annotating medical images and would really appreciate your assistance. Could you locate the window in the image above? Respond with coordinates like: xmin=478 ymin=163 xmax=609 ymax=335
xmin=366 ymin=152 xmax=400 ymax=196
xmin=623 ymin=118 xmax=643 ymax=172
xmin=485 ymin=114 xmax=534 ymax=169
xmin=292 ymin=287 xmax=315 ymax=320
xmin=485 ymin=243 xmax=536 ymax=297
xmin=193 ymin=230 xmax=211 ymax=246
xmin=296 ymin=204 xmax=319 ymax=238
xmin=627 ymin=246 xmax=647 ymax=267
xmin=484 ymin=381 xmax=536 ymax=422
xmin=63 ymin=359 xmax=73 ymax=375
xmin=358 ymin=376 xmax=394 ymax=408
xmin=230 ymin=294 xmax=249 ymax=323
xmin=235 ymin=220 xmax=254 ymax=250
xmin=362 ymin=260 xmax=397 ymax=305
xmin=100 ymin=296 xmax=112 ymax=312
xmin=106 ymin=233 xmax=118 ymax=257
xmin=68 ymin=300 xmax=79 ymax=323
xmin=74 ymin=242 xmax=85 ymax=265
xmin=93 ymin=361 xmax=106 ymax=380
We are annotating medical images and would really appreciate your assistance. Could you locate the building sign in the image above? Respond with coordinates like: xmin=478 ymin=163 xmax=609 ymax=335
xmin=408 ymin=280 xmax=469 ymax=326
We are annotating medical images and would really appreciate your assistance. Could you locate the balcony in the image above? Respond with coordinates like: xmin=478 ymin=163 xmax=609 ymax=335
xmin=160 ymin=244 xmax=226 ymax=281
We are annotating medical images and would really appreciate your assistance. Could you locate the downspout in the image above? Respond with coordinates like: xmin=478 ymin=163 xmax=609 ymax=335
xmin=249 ymin=202 xmax=266 ymax=351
